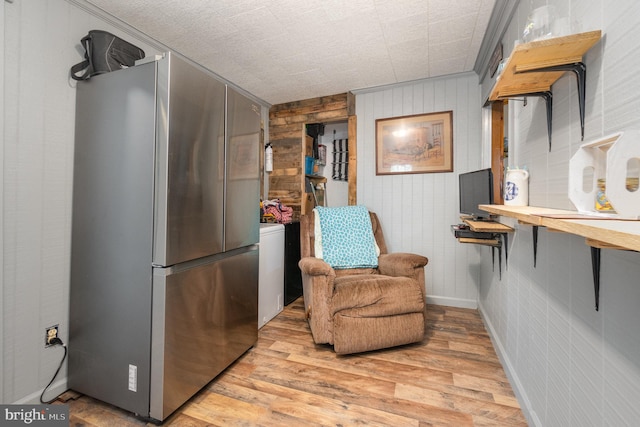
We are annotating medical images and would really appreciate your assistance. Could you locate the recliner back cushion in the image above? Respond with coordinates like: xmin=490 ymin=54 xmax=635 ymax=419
xmin=314 ymin=205 xmax=379 ymax=269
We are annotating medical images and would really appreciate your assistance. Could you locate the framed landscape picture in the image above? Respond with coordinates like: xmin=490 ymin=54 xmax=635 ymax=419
xmin=375 ymin=111 xmax=453 ymax=175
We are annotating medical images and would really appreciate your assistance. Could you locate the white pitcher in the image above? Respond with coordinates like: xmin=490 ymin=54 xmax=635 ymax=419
xmin=504 ymin=168 xmax=529 ymax=206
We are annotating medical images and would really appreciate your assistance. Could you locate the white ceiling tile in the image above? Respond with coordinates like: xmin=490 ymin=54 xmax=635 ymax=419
xmin=85 ymin=0 xmax=496 ymax=104
xmin=429 ymin=15 xmax=478 ymax=44
xmin=429 ymin=55 xmax=467 ymax=76
xmin=320 ymin=0 xmax=377 ymax=21
xmin=381 ymin=13 xmax=429 ymax=45
xmin=429 ymin=39 xmax=475 ymax=58
xmin=373 ymin=0 xmax=430 ymax=21
xmin=226 ymin=7 xmax=286 ymax=41
xmin=428 ymin=0 xmax=482 ymax=23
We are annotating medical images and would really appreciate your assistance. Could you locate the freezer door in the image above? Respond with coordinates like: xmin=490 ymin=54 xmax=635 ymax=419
xmin=154 ymin=54 xmax=226 ymax=266
xmin=225 ymin=88 xmax=261 ymax=250
xmin=150 ymin=247 xmax=258 ymax=421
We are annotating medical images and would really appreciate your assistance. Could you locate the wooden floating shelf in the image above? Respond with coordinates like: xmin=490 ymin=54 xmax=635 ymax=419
xmin=458 ymin=237 xmax=501 ymax=246
xmin=489 ymin=30 xmax=602 ymax=150
xmin=489 ymin=30 xmax=601 ymax=101
xmin=463 ymin=218 xmax=513 ymax=233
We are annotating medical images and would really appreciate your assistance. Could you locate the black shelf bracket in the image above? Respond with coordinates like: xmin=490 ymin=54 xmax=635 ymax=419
xmin=518 ymin=91 xmax=553 ymax=151
xmin=491 ymin=237 xmax=504 ymax=280
xmin=492 ymin=246 xmax=495 ymax=272
xmin=519 ymin=62 xmax=588 ymax=141
xmin=524 ymin=224 xmax=601 ymax=310
xmin=515 ymin=61 xmax=589 ymax=149
xmin=489 ymin=233 xmax=508 ymax=279
xmin=502 ymin=232 xmax=509 ymax=269
xmin=499 ymin=243 xmax=502 ymax=279
xmin=533 ymin=225 xmax=539 ymax=267
xmin=590 ymin=246 xmax=601 ymax=311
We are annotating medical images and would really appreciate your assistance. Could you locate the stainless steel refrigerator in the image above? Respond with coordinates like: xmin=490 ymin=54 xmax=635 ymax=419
xmin=68 ymin=52 xmax=261 ymax=422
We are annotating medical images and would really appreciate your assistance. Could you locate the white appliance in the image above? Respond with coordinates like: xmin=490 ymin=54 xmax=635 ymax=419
xmin=259 ymin=223 xmax=284 ymax=328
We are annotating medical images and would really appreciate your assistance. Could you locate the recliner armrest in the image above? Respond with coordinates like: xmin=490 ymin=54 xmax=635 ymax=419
xmin=377 ymin=253 xmax=428 ymax=280
xmin=298 ymin=256 xmax=336 ymax=344
xmin=299 ymin=257 xmax=334 ymax=276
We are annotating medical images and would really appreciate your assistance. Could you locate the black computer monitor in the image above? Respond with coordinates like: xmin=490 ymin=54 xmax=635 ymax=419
xmin=459 ymin=168 xmax=494 ymax=220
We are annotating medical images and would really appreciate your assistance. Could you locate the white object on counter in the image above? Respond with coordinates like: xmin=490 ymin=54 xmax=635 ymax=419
xmin=504 ymin=168 xmax=529 ymax=206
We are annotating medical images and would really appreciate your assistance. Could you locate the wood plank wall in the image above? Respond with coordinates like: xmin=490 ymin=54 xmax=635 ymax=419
xmin=268 ymin=93 xmax=355 ymax=220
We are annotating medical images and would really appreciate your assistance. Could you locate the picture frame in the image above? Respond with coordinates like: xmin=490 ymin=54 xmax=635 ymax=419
xmin=375 ymin=111 xmax=453 ymax=175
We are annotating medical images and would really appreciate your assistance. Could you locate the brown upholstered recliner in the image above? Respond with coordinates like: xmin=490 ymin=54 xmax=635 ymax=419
xmin=298 ymin=210 xmax=429 ymax=354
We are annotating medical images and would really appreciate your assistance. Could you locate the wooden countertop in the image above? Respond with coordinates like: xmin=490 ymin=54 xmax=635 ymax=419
xmin=479 ymin=204 xmax=640 ymax=252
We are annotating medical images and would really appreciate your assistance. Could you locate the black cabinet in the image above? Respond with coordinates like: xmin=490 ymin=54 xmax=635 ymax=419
xmin=283 ymin=221 xmax=303 ymax=305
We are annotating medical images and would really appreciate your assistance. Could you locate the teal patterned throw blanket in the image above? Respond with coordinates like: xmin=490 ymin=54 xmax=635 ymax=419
xmin=314 ymin=205 xmax=379 ymax=269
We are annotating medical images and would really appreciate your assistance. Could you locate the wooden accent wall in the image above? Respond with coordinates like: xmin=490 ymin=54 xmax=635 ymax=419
xmin=268 ymin=93 xmax=355 ymax=220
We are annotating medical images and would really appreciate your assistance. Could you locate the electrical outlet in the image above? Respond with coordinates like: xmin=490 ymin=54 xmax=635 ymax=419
xmin=45 ymin=325 xmax=59 ymax=347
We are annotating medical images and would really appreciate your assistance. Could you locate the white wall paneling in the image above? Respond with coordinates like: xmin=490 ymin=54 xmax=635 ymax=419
xmin=0 ymin=0 xmax=6 ymax=404
xmin=354 ymin=73 xmax=483 ymax=308
xmin=478 ymin=0 xmax=640 ymax=425
xmin=2 ymin=0 xmax=164 ymax=404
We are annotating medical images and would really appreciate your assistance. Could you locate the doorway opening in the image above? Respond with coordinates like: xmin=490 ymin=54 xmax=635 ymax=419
xmin=307 ymin=121 xmax=349 ymax=207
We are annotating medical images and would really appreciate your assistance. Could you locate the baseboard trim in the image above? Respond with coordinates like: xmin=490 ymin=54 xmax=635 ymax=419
xmin=425 ymin=295 xmax=477 ymax=309
xmin=477 ymin=300 xmax=541 ymax=427
xmin=13 ymin=379 xmax=68 ymax=405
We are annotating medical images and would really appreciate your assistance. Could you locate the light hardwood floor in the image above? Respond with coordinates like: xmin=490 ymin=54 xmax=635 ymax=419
xmin=59 ymin=299 xmax=527 ymax=426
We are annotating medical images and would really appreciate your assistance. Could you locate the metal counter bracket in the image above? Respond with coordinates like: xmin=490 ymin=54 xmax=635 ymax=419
xmin=531 ymin=225 xmax=600 ymax=310
xmin=590 ymin=246 xmax=601 ymax=311
xmin=533 ymin=225 xmax=539 ymax=267
xmin=502 ymin=232 xmax=509 ymax=269
xmin=490 ymin=233 xmax=509 ymax=280
xmin=491 ymin=243 xmax=503 ymax=280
